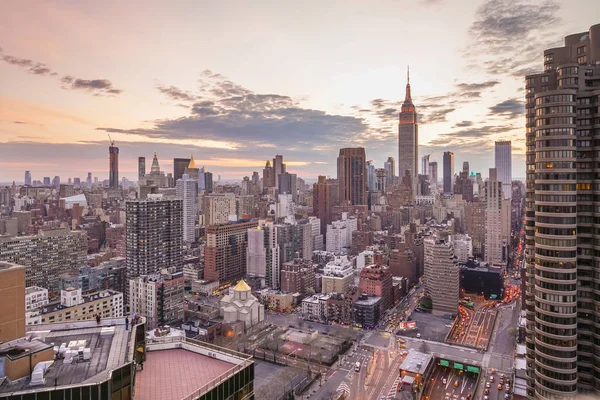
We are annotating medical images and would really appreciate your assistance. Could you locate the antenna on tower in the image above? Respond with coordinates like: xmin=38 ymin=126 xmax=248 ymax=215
xmin=407 ymin=65 xmax=410 ymax=84
xmin=108 ymin=134 xmax=114 ymax=147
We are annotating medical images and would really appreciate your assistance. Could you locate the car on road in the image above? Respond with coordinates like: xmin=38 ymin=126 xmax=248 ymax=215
xmin=489 ymin=376 xmax=494 ymax=382
xmin=486 ymin=383 xmax=491 ymax=388
xmin=454 ymin=381 xmax=459 ymax=387
xmin=416 ymin=333 xmax=421 ymax=338
xmin=484 ymin=389 xmax=489 ymax=395
xmin=442 ymin=378 xmax=447 ymax=384
xmin=498 ymin=384 xmax=503 ymax=390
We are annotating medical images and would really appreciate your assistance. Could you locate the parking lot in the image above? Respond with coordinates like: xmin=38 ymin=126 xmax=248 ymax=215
xmin=398 ymin=311 xmax=453 ymax=343
xmin=447 ymin=306 xmax=497 ymax=350
xmin=422 ymin=363 xmax=479 ymax=400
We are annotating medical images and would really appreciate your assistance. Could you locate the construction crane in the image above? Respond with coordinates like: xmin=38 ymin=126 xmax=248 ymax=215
xmin=108 ymin=134 xmax=114 ymax=147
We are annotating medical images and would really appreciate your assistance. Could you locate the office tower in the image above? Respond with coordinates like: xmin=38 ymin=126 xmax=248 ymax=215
xmin=184 ymin=155 xmax=199 ymax=183
xmin=109 ymin=141 xmax=119 ymax=189
xmin=173 ymin=157 xmax=191 ymax=183
xmin=366 ymin=161 xmax=375 ymax=191
xmin=87 ymin=172 xmax=92 ymax=187
xmin=421 ymin=154 xmax=430 ymax=177
xmin=262 ymin=160 xmax=274 ymax=189
xmin=125 ymin=195 xmax=184 ymax=278
xmin=272 ymin=155 xmax=285 ymax=190
xmin=204 ymin=220 xmax=257 ymax=282
xmin=138 ymin=157 xmax=146 ymax=180
xmin=43 ymin=176 xmax=50 ymax=186
xmin=359 ymin=264 xmax=393 ymax=311
xmin=398 ymin=67 xmax=418 ymax=179
xmin=278 ymin=172 xmax=297 ymax=196
xmin=251 ymin=171 xmax=260 ymax=193
xmin=247 ymin=221 xmax=279 ymax=288
xmin=0 ymin=262 xmax=26 ymax=343
xmin=454 ymin=170 xmax=474 ymax=202
xmin=24 ymin=171 xmax=31 ymax=186
xmin=150 ymin=152 xmax=160 ymax=174
xmin=443 ymin=151 xmax=454 ymax=194
xmin=313 ymin=176 xmax=332 ymax=237
xmin=424 ymin=235 xmax=459 ymax=316
xmin=375 ymin=168 xmax=388 ymax=192
xmin=462 ymin=161 xmax=469 ymax=175
xmin=525 ymin=24 xmax=600 ymax=399
xmin=129 ymin=271 xmax=184 ymax=330
xmin=384 ymin=157 xmax=396 ymax=185
xmin=176 ymin=174 xmax=198 ymax=243
xmin=465 ymin=198 xmax=486 ymax=258
xmin=204 ymin=193 xmax=237 ymax=225
xmin=485 ymin=168 xmax=504 ymax=265
xmin=337 ymin=148 xmax=367 ymax=205
xmin=429 ymin=161 xmax=438 ymax=185
xmin=204 ymin=171 xmax=213 ymax=193
xmin=52 ymin=175 xmax=60 ymax=188
xmin=0 ymin=229 xmax=87 ymax=294
xmin=494 ymin=141 xmax=512 ymax=199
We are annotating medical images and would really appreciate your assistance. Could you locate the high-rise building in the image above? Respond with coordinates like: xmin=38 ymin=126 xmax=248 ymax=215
xmin=421 ymin=154 xmax=430 ymax=177
xmin=278 ymin=172 xmax=297 ymax=196
xmin=43 ymin=176 xmax=50 ymax=186
xmin=424 ymin=235 xmax=458 ymax=316
xmin=443 ymin=151 xmax=454 ymax=194
xmin=24 ymin=171 xmax=31 ymax=186
xmin=280 ymin=258 xmax=316 ymax=295
xmin=366 ymin=161 xmax=375 ymax=191
xmin=375 ymin=168 xmax=388 ymax=192
xmin=313 ymin=176 xmax=332 ymax=237
xmin=0 ymin=262 xmax=26 ymax=343
xmin=125 ymin=195 xmax=184 ymax=278
xmin=384 ymin=157 xmax=396 ymax=185
xmin=86 ymin=172 xmax=92 ymax=187
xmin=262 ymin=160 xmax=274 ymax=190
xmin=52 ymin=175 xmax=60 ymax=188
xmin=138 ymin=157 xmax=146 ymax=180
xmin=246 ymin=220 xmax=280 ymax=288
xmin=173 ymin=157 xmax=191 ymax=183
xmin=337 ymin=148 xmax=367 ymax=205
xmin=129 ymin=271 xmax=184 ymax=330
xmin=204 ymin=171 xmax=213 ymax=193
xmin=494 ymin=141 xmax=512 ymax=200
xmin=204 ymin=193 xmax=237 ymax=225
xmin=0 ymin=229 xmax=87 ymax=294
xmin=462 ymin=161 xmax=469 ymax=175
xmin=465 ymin=198 xmax=486 ymax=258
xmin=429 ymin=161 xmax=438 ymax=185
xmin=398 ymin=67 xmax=418 ymax=180
xmin=321 ymin=256 xmax=354 ymax=294
xmin=525 ymin=24 xmax=600 ymax=399
xmin=109 ymin=141 xmax=119 ymax=189
xmin=176 ymin=174 xmax=198 ymax=243
xmin=485 ymin=168 xmax=503 ymax=264
xmin=204 ymin=220 xmax=257 ymax=282
xmin=359 ymin=264 xmax=393 ymax=311
xmin=272 ymin=155 xmax=285 ymax=190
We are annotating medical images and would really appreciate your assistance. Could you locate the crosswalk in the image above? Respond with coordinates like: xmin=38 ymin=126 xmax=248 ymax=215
xmin=384 ymin=376 xmax=402 ymax=399
xmin=337 ymin=382 xmax=351 ymax=397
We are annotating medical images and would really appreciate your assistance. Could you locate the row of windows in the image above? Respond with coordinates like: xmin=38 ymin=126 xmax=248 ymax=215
xmin=535 ymin=237 xmax=577 ymax=247
xmin=558 ymin=77 xmax=579 ymax=86
xmin=535 ymin=247 xmax=576 ymax=258
xmin=536 ymin=117 xmax=575 ymax=126
xmin=535 ymin=139 xmax=575 ymax=148
xmin=535 ymin=227 xmax=576 ymax=236
xmin=535 ymin=205 xmax=576 ymax=213
xmin=535 ymin=184 xmax=576 ymax=192
xmin=534 ymin=193 xmax=577 ymax=202
xmin=535 ymin=269 xmax=576 ymax=281
xmin=536 ymin=94 xmax=575 ymax=105
xmin=557 ymin=66 xmax=579 ymax=76
xmin=535 ymin=150 xmax=576 ymax=158
xmin=535 ymin=106 xmax=574 ymax=116
xmin=535 ymin=127 xmax=575 ymax=137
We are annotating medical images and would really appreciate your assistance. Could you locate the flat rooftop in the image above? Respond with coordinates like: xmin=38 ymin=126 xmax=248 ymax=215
xmin=0 ymin=320 xmax=133 ymax=395
xmin=399 ymin=349 xmax=433 ymax=375
xmin=135 ymin=349 xmax=234 ymax=400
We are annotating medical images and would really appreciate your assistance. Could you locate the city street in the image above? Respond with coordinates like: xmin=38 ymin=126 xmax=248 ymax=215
xmin=448 ymin=306 xmax=497 ymax=350
xmin=422 ymin=364 xmax=478 ymax=400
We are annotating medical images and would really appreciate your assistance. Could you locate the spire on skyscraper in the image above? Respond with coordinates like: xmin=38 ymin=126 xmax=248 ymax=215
xmin=151 ymin=152 xmax=160 ymax=174
xmin=188 ymin=155 xmax=196 ymax=169
xmin=404 ymin=65 xmax=412 ymax=103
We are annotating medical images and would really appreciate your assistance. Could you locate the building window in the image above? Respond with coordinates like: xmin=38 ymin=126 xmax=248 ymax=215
xmin=577 ymin=46 xmax=587 ymax=55
xmin=577 ymin=55 xmax=587 ymax=65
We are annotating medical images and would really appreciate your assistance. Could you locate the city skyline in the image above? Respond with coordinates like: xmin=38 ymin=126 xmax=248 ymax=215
xmin=0 ymin=1 xmax=598 ymax=183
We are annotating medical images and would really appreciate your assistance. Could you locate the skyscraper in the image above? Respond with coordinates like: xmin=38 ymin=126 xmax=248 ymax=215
xmin=398 ymin=67 xmax=418 ymax=180
xmin=109 ymin=142 xmax=119 ymax=189
xmin=525 ymin=24 xmax=600 ymax=399
xmin=87 ymin=172 xmax=92 ymax=187
xmin=494 ymin=141 xmax=512 ymax=199
xmin=173 ymin=157 xmax=191 ymax=183
xmin=484 ymin=169 xmax=504 ymax=265
xmin=429 ymin=161 xmax=438 ymax=186
xmin=24 ymin=171 xmax=31 ymax=186
xmin=384 ymin=157 xmax=396 ymax=185
xmin=443 ymin=152 xmax=454 ymax=194
xmin=138 ymin=157 xmax=146 ymax=180
xmin=366 ymin=161 xmax=375 ymax=191
xmin=337 ymin=148 xmax=367 ymax=206
xmin=204 ymin=220 xmax=257 ymax=282
xmin=176 ymin=174 xmax=198 ymax=243
xmin=313 ymin=176 xmax=332 ymax=237
xmin=150 ymin=152 xmax=160 ymax=174
xmin=421 ymin=154 xmax=430 ymax=177
xmin=262 ymin=160 xmax=274 ymax=190
xmin=424 ymin=235 xmax=459 ymax=316
xmin=125 ymin=195 xmax=183 ymax=278
xmin=272 ymin=155 xmax=285 ymax=190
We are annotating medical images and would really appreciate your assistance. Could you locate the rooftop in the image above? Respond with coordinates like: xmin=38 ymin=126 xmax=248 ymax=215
xmin=139 ymin=336 xmax=253 ymax=400
xmin=399 ymin=350 xmax=432 ymax=375
xmin=355 ymin=296 xmax=381 ymax=306
xmin=0 ymin=318 xmax=135 ymax=396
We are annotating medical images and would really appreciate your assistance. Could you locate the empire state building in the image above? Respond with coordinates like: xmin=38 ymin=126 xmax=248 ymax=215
xmin=398 ymin=67 xmax=418 ymax=180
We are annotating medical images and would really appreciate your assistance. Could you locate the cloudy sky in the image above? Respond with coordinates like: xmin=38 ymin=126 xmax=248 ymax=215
xmin=0 ymin=0 xmax=598 ymax=183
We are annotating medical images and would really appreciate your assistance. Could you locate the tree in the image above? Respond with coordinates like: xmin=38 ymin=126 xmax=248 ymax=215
xmin=305 ymin=287 xmax=316 ymax=296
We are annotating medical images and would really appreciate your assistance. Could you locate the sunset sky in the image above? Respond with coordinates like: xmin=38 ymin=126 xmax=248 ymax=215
xmin=0 ymin=0 xmax=598 ymax=183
